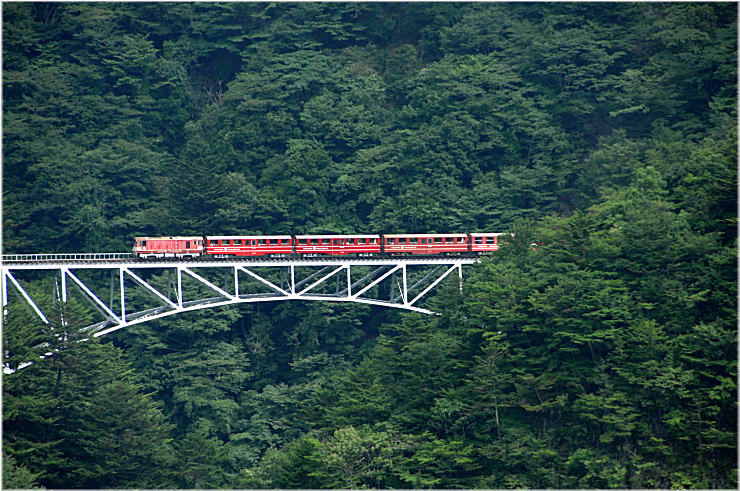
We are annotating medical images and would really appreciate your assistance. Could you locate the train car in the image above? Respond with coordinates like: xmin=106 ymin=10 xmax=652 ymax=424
xmin=205 ymin=235 xmax=293 ymax=257
xmin=383 ymin=233 xmax=469 ymax=255
xmin=133 ymin=236 xmax=204 ymax=259
xmin=469 ymin=233 xmax=503 ymax=253
xmin=295 ymin=235 xmax=381 ymax=256
xmin=134 ymin=232 xmax=506 ymax=260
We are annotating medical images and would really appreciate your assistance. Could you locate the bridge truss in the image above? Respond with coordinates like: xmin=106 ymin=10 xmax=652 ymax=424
xmin=2 ymin=256 xmax=478 ymax=339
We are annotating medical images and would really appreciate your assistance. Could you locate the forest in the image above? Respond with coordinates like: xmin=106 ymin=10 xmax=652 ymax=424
xmin=2 ymin=2 xmax=737 ymax=489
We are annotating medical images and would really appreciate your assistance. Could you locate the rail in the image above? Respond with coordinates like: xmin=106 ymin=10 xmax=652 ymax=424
xmin=2 ymin=253 xmax=134 ymax=263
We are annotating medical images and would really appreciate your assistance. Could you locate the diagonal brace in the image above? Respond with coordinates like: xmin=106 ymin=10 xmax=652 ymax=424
xmin=5 ymin=271 xmax=49 ymax=324
xmin=408 ymin=264 xmax=459 ymax=306
xmin=181 ymin=268 xmax=235 ymax=299
xmin=337 ymin=265 xmax=392 ymax=297
xmin=123 ymin=268 xmax=178 ymax=309
xmin=351 ymin=265 xmax=402 ymax=299
xmin=64 ymin=269 xmax=121 ymax=323
xmin=392 ymin=265 xmax=445 ymax=303
xmin=236 ymin=267 xmax=290 ymax=296
xmin=297 ymin=265 xmax=346 ymax=296
xmin=294 ymin=265 xmax=334 ymax=291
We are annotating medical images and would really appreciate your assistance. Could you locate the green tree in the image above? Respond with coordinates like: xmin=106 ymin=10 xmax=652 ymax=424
xmin=174 ymin=428 xmax=231 ymax=488
xmin=63 ymin=380 xmax=175 ymax=488
xmin=2 ymin=453 xmax=43 ymax=490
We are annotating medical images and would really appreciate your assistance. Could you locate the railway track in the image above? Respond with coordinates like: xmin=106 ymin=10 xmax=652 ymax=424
xmin=1 ymin=253 xmax=483 ymax=266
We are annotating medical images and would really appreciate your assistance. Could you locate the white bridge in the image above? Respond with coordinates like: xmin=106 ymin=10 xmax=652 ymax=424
xmin=2 ymin=254 xmax=479 ymax=339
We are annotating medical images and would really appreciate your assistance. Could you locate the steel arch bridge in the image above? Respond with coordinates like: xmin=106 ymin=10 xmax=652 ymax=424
xmin=2 ymin=254 xmax=479 ymax=341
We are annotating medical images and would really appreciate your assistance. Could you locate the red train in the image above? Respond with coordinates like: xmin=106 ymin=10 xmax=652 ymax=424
xmin=132 ymin=233 xmax=503 ymax=259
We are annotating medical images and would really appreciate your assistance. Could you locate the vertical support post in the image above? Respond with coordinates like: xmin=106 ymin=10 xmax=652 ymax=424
xmin=177 ymin=266 xmax=183 ymax=308
xmin=346 ymin=265 xmax=351 ymax=297
xmin=167 ymin=269 xmax=176 ymax=301
xmin=56 ymin=275 xmax=65 ymax=329
xmin=2 ymin=269 xmax=8 ymax=315
xmin=458 ymin=263 xmax=463 ymax=294
xmin=234 ymin=266 xmax=239 ymax=298
xmin=110 ymin=270 xmax=115 ymax=311
xmin=61 ymin=268 xmax=67 ymax=302
xmin=402 ymin=264 xmax=408 ymax=304
xmin=119 ymin=268 xmax=126 ymax=322
xmin=290 ymin=265 xmax=295 ymax=295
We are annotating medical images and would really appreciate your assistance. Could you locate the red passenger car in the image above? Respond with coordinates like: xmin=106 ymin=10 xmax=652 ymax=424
xmin=295 ymin=235 xmax=381 ymax=256
xmin=469 ymin=233 xmax=503 ymax=253
xmin=205 ymin=235 xmax=293 ymax=257
xmin=133 ymin=237 xmax=204 ymax=259
xmin=383 ymin=233 xmax=469 ymax=255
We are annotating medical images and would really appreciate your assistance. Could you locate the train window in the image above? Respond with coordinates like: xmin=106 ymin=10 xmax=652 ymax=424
xmin=270 ymin=239 xmax=278 ymax=245
xmin=223 ymin=240 xmax=231 ymax=246
xmin=282 ymin=239 xmax=290 ymax=245
xmin=234 ymin=239 xmax=242 ymax=245
xmin=387 ymin=238 xmax=395 ymax=245
xmin=141 ymin=240 xmax=147 ymax=247
xmin=434 ymin=237 xmax=442 ymax=244
xmin=347 ymin=239 xmax=354 ymax=245
xmin=486 ymin=237 xmax=495 ymax=244
xmin=209 ymin=240 xmax=217 ymax=246
xmin=457 ymin=237 xmax=465 ymax=243
xmin=258 ymin=239 xmax=266 ymax=245
xmin=474 ymin=237 xmax=482 ymax=244
xmin=309 ymin=239 xmax=318 ymax=245
xmin=410 ymin=238 xmax=418 ymax=244
xmin=299 ymin=239 xmax=307 ymax=245
xmin=358 ymin=238 xmax=366 ymax=244
xmin=370 ymin=238 xmax=378 ymax=244
xmin=322 ymin=239 xmax=330 ymax=245
xmin=399 ymin=238 xmax=407 ymax=244
xmin=186 ymin=241 xmax=191 ymax=248
xmin=420 ymin=238 xmax=427 ymax=244
xmin=446 ymin=237 xmax=453 ymax=243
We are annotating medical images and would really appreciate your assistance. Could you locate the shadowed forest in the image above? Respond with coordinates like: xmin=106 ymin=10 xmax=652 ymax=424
xmin=2 ymin=2 xmax=737 ymax=488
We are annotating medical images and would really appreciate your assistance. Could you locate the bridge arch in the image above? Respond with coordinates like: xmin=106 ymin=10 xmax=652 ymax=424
xmin=2 ymin=256 xmax=478 ymax=340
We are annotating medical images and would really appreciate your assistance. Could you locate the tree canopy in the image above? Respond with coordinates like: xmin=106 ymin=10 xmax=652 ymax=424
xmin=3 ymin=2 xmax=736 ymax=489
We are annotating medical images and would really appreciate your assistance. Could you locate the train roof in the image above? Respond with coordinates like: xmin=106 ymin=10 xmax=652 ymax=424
xmin=134 ymin=236 xmax=203 ymax=240
xmin=469 ymin=232 xmax=505 ymax=236
xmin=383 ymin=233 xmax=468 ymax=238
xmin=295 ymin=234 xmax=381 ymax=239
xmin=206 ymin=235 xmax=292 ymax=240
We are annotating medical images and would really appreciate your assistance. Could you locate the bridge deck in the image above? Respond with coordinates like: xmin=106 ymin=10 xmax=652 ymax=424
xmin=1 ymin=255 xmax=480 ymax=270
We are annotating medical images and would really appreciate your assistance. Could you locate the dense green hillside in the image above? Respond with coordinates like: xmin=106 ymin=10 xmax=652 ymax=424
xmin=2 ymin=3 xmax=736 ymax=488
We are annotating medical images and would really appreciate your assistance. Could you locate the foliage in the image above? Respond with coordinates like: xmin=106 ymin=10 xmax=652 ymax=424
xmin=3 ymin=2 xmax=736 ymax=489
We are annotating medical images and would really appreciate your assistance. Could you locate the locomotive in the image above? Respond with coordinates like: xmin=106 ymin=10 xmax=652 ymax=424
xmin=132 ymin=233 xmax=503 ymax=259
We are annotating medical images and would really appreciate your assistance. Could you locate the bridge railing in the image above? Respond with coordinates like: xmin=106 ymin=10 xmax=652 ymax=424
xmin=2 ymin=253 xmax=133 ymax=263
